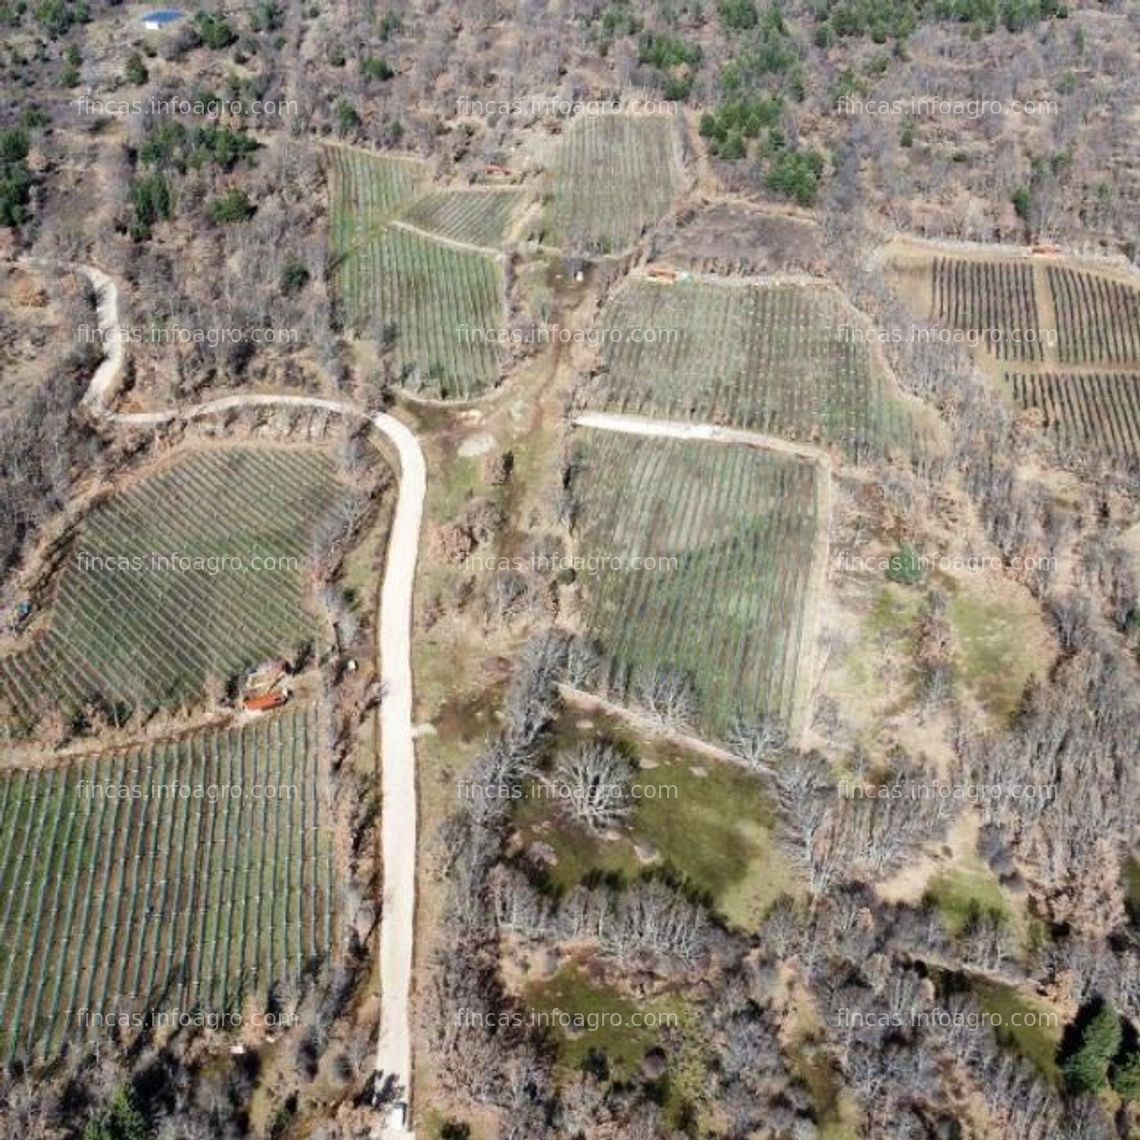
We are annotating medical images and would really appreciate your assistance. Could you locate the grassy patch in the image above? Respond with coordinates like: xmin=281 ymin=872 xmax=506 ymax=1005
xmin=973 ymin=979 xmax=1063 ymax=1084
xmin=516 ymin=710 xmax=798 ymax=929
xmin=523 ymin=964 xmax=708 ymax=1127
xmin=924 ymin=863 xmax=1011 ymax=936
xmin=948 ymin=586 xmax=1046 ymax=719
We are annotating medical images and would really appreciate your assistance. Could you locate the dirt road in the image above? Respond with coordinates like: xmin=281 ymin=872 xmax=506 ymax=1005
xmin=73 ymin=269 xmax=425 ymax=1137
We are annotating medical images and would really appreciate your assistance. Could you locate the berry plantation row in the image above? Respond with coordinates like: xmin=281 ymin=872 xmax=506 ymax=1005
xmin=0 ymin=706 xmax=333 ymax=1063
xmin=325 ymin=145 xmax=425 ymax=256
xmin=582 ymin=278 xmax=916 ymax=461
xmin=1047 ymin=265 xmax=1140 ymax=365
xmin=930 ymin=256 xmax=1043 ymax=361
xmin=546 ymin=113 xmax=684 ymax=254
xmin=1007 ymin=371 xmax=1140 ymax=460
xmin=335 ymin=225 xmax=504 ymax=399
xmin=569 ymin=429 xmax=821 ymax=738
xmin=0 ymin=446 xmax=344 ymax=730
xmin=928 ymin=257 xmax=1140 ymax=368
xmin=399 ymin=189 xmax=525 ymax=249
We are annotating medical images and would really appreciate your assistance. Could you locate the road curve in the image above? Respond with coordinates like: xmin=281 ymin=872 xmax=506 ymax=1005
xmin=68 ymin=264 xmax=424 ymax=1134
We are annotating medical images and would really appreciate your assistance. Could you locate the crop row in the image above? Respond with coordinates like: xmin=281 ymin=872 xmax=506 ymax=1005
xmin=0 ymin=706 xmax=333 ymax=1062
xmin=325 ymin=145 xmax=426 ymax=258
xmin=1047 ymin=266 xmax=1140 ymax=366
xmin=1008 ymin=371 xmax=1140 ymax=461
xmin=930 ymin=257 xmax=1043 ymax=362
xmin=546 ymin=114 xmax=683 ymax=254
xmin=399 ymin=189 xmax=525 ymax=249
xmin=581 ymin=278 xmax=914 ymax=460
xmin=335 ymin=225 xmax=504 ymax=399
xmin=568 ymin=430 xmax=820 ymax=737
xmin=0 ymin=446 xmax=344 ymax=729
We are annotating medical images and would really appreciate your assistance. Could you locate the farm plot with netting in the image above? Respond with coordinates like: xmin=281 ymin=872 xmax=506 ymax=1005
xmin=0 ymin=445 xmax=346 ymax=729
xmin=567 ymin=430 xmax=821 ymax=738
xmin=325 ymin=145 xmax=426 ymax=257
xmin=929 ymin=257 xmax=1044 ymax=362
xmin=546 ymin=114 xmax=683 ymax=253
xmin=1046 ymin=266 xmax=1140 ymax=365
xmin=0 ymin=706 xmax=333 ymax=1062
xmin=399 ymin=189 xmax=526 ymax=249
xmin=581 ymin=278 xmax=914 ymax=460
xmin=335 ymin=225 xmax=504 ymax=399
xmin=1007 ymin=371 xmax=1140 ymax=460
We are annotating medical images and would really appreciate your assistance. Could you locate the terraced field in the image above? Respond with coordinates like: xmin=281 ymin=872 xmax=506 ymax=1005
xmin=1047 ymin=265 xmax=1140 ymax=365
xmin=399 ymin=189 xmax=525 ymax=248
xmin=335 ymin=225 xmax=504 ymax=399
xmin=1008 ymin=371 xmax=1140 ymax=460
xmin=546 ymin=114 xmax=683 ymax=253
xmin=580 ymin=278 xmax=915 ymax=460
xmin=568 ymin=430 xmax=821 ymax=737
xmin=930 ymin=256 xmax=1044 ymax=361
xmin=0 ymin=446 xmax=345 ymax=729
xmin=0 ymin=707 xmax=333 ymax=1062
xmin=325 ymin=145 xmax=426 ymax=256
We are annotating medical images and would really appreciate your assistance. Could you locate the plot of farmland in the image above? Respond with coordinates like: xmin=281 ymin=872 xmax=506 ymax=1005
xmin=399 ymin=189 xmax=525 ymax=249
xmin=546 ymin=114 xmax=683 ymax=253
xmin=0 ymin=707 xmax=333 ymax=1062
xmin=1046 ymin=266 xmax=1140 ymax=365
xmin=1008 ymin=371 xmax=1140 ymax=460
xmin=581 ymin=278 xmax=914 ymax=460
xmin=568 ymin=430 xmax=821 ymax=737
xmin=326 ymin=145 xmax=426 ymax=256
xmin=334 ymin=225 xmax=504 ymax=399
xmin=930 ymin=257 xmax=1044 ymax=361
xmin=0 ymin=446 xmax=346 ymax=728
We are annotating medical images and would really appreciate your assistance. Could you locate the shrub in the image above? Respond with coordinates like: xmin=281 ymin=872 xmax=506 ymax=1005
xmin=886 ymin=545 xmax=924 ymax=586
xmin=208 ymin=188 xmax=255 ymax=224
xmin=129 ymin=172 xmax=173 ymax=238
xmin=638 ymin=31 xmax=701 ymax=69
xmin=280 ymin=258 xmax=310 ymax=295
xmin=361 ymin=53 xmax=394 ymax=81
xmin=193 ymin=10 xmax=237 ymax=49
xmin=765 ymin=148 xmax=825 ymax=206
xmin=0 ymin=128 xmax=33 ymax=228
xmin=124 ymin=50 xmax=148 ymax=85
xmin=335 ymin=98 xmax=361 ymax=136
xmin=1112 ymin=1049 xmax=1140 ymax=1101
xmin=719 ymin=0 xmax=758 ymax=30
xmin=1062 ymin=1003 xmax=1121 ymax=1093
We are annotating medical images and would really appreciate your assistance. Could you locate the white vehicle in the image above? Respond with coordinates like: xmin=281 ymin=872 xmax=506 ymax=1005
xmin=386 ymin=1101 xmax=408 ymax=1130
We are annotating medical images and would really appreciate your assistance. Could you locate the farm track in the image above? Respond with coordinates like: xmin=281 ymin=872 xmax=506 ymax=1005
xmin=66 ymin=263 xmax=424 ymax=1136
xmin=388 ymin=217 xmax=505 ymax=260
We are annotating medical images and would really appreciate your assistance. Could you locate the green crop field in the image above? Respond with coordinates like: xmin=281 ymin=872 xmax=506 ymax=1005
xmin=399 ymin=189 xmax=525 ymax=249
xmin=0 ymin=445 xmax=345 ymax=730
xmin=546 ymin=114 xmax=683 ymax=253
xmin=326 ymin=145 xmax=426 ymax=257
xmin=1046 ymin=265 xmax=1140 ymax=365
xmin=568 ymin=430 xmax=821 ymax=737
xmin=334 ymin=225 xmax=504 ymax=399
xmin=581 ymin=278 xmax=915 ymax=460
xmin=0 ymin=706 xmax=333 ymax=1062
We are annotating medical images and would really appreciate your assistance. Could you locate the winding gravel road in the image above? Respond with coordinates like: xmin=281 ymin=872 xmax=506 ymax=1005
xmin=63 ymin=259 xmax=425 ymax=1136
